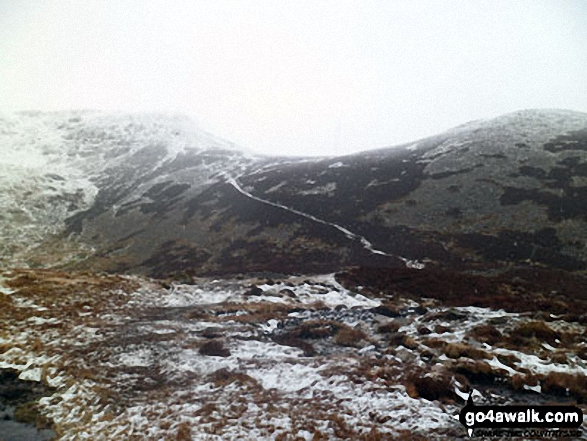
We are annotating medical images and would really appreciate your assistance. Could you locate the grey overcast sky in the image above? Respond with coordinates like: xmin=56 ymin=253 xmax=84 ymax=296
xmin=1 ymin=0 xmax=586 ymax=156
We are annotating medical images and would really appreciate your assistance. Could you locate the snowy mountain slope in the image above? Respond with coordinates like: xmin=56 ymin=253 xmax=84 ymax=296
xmin=0 ymin=111 xmax=277 ymax=269
xmin=1 ymin=109 xmax=587 ymax=276
xmin=234 ymin=109 xmax=587 ymax=272
xmin=0 ymin=112 xmax=98 ymax=265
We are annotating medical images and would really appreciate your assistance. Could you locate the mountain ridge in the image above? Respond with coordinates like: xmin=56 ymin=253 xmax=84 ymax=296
xmin=2 ymin=109 xmax=587 ymax=276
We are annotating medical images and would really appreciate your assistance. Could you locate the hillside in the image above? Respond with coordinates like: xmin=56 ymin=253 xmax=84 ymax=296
xmin=1 ymin=267 xmax=586 ymax=439
xmin=1 ymin=109 xmax=587 ymax=276
xmin=2 ymin=109 xmax=587 ymax=440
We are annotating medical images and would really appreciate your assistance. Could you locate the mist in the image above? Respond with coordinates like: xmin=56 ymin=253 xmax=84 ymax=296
xmin=1 ymin=0 xmax=586 ymax=156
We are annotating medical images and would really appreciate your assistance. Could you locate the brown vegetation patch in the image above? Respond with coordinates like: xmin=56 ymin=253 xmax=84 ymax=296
xmin=376 ymin=321 xmax=400 ymax=334
xmin=2 ymin=269 xmax=140 ymax=318
xmin=434 ymin=324 xmax=452 ymax=334
xmin=278 ymin=320 xmax=369 ymax=349
xmin=293 ymin=319 xmax=339 ymax=339
xmin=510 ymin=373 xmax=539 ymax=391
xmin=421 ymin=338 xmax=446 ymax=349
xmin=512 ymin=321 xmax=560 ymax=344
xmin=495 ymin=353 xmax=520 ymax=368
xmin=199 ymin=340 xmax=231 ymax=357
xmin=541 ymin=372 xmax=587 ymax=399
xmin=453 ymin=360 xmax=507 ymax=383
xmin=576 ymin=346 xmax=587 ymax=360
xmin=333 ymin=326 xmax=368 ymax=348
xmin=336 ymin=267 xmax=587 ymax=316
xmin=271 ymin=334 xmax=316 ymax=357
xmin=208 ymin=368 xmax=261 ymax=389
xmin=386 ymin=332 xmax=418 ymax=350
xmin=320 ymin=355 xmax=402 ymax=391
xmin=0 ymin=292 xmax=12 ymax=307
xmin=416 ymin=326 xmax=432 ymax=335
xmin=443 ymin=342 xmax=491 ymax=360
xmin=549 ymin=352 xmax=568 ymax=364
xmin=471 ymin=324 xmax=503 ymax=345
xmin=175 ymin=421 xmax=192 ymax=441
xmin=404 ymin=367 xmax=464 ymax=403
xmin=13 ymin=401 xmax=54 ymax=430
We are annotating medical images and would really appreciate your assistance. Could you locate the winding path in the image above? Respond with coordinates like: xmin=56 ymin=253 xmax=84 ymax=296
xmin=226 ymin=175 xmax=424 ymax=269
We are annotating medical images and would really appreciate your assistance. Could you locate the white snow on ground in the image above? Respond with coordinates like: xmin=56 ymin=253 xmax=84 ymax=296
xmin=155 ymin=273 xmax=381 ymax=310
xmin=0 ymin=271 xmax=454 ymax=438
xmin=27 ymin=316 xmax=60 ymax=325
xmin=162 ymin=284 xmax=238 ymax=307
xmin=249 ymin=362 xmax=323 ymax=392
xmin=299 ymin=182 xmax=337 ymax=196
xmin=445 ymin=109 xmax=587 ymax=145
xmin=11 ymin=297 xmax=49 ymax=311
xmin=0 ymin=111 xmax=258 ymax=268
xmin=496 ymin=348 xmax=587 ymax=377
xmin=399 ymin=305 xmax=517 ymax=342
xmin=115 ymin=348 xmax=154 ymax=368
xmin=230 ymin=339 xmax=304 ymax=361
xmin=2 ymin=269 xmax=586 ymax=439
xmin=264 ymin=180 xmax=288 ymax=194
xmin=256 ymin=275 xmax=381 ymax=309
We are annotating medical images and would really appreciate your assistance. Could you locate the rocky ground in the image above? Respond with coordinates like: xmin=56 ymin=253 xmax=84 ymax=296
xmin=0 ymin=267 xmax=585 ymax=440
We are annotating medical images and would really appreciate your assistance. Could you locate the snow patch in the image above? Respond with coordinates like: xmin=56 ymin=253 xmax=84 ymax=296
xmin=162 ymin=284 xmax=237 ymax=306
xmin=299 ymin=182 xmax=337 ymax=196
xmin=249 ymin=362 xmax=323 ymax=392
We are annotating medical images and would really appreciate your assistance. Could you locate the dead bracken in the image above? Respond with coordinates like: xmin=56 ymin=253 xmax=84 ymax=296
xmin=199 ymin=340 xmax=231 ymax=357
xmin=0 ymin=267 xmax=586 ymax=439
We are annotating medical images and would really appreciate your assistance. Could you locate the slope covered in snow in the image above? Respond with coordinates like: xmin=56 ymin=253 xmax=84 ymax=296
xmin=1 ymin=109 xmax=587 ymax=276
xmin=1 ymin=268 xmax=586 ymax=439
xmin=0 ymin=111 xmax=265 ymax=269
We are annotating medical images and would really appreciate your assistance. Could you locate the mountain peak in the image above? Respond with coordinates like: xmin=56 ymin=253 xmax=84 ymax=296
xmin=448 ymin=108 xmax=587 ymax=137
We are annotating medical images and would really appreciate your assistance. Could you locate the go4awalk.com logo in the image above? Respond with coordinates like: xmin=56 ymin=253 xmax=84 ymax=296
xmin=459 ymin=393 xmax=583 ymax=438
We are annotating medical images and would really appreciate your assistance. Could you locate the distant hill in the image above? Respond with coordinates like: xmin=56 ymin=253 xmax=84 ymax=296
xmin=1 ymin=109 xmax=586 ymax=276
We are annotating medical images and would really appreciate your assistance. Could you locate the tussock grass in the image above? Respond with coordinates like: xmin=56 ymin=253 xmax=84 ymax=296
xmin=443 ymin=342 xmax=491 ymax=360
xmin=514 ymin=321 xmax=560 ymax=343
xmin=542 ymin=371 xmax=587 ymax=399
xmin=404 ymin=367 xmax=464 ymax=403
xmin=199 ymin=339 xmax=231 ymax=357
xmin=333 ymin=326 xmax=368 ymax=347
xmin=471 ymin=324 xmax=503 ymax=345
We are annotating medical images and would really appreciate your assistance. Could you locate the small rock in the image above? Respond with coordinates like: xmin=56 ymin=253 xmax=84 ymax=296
xmin=279 ymin=288 xmax=296 ymax=298
xmin=371 ymin=303 xmax=400 ymax=318
xmin=395 ymin=347 xmax=417 ymax=363
xmin=245 ymin=285 xmax=264 ymax=296
xmin=434 ymin=324 xmax=452 ymax=334
xmin=417 ymin=326 xmax=432 ymax=335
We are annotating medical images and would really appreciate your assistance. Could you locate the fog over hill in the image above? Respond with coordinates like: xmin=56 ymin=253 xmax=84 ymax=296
xmin=1 ymin=109 xmax=587 ymax=276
